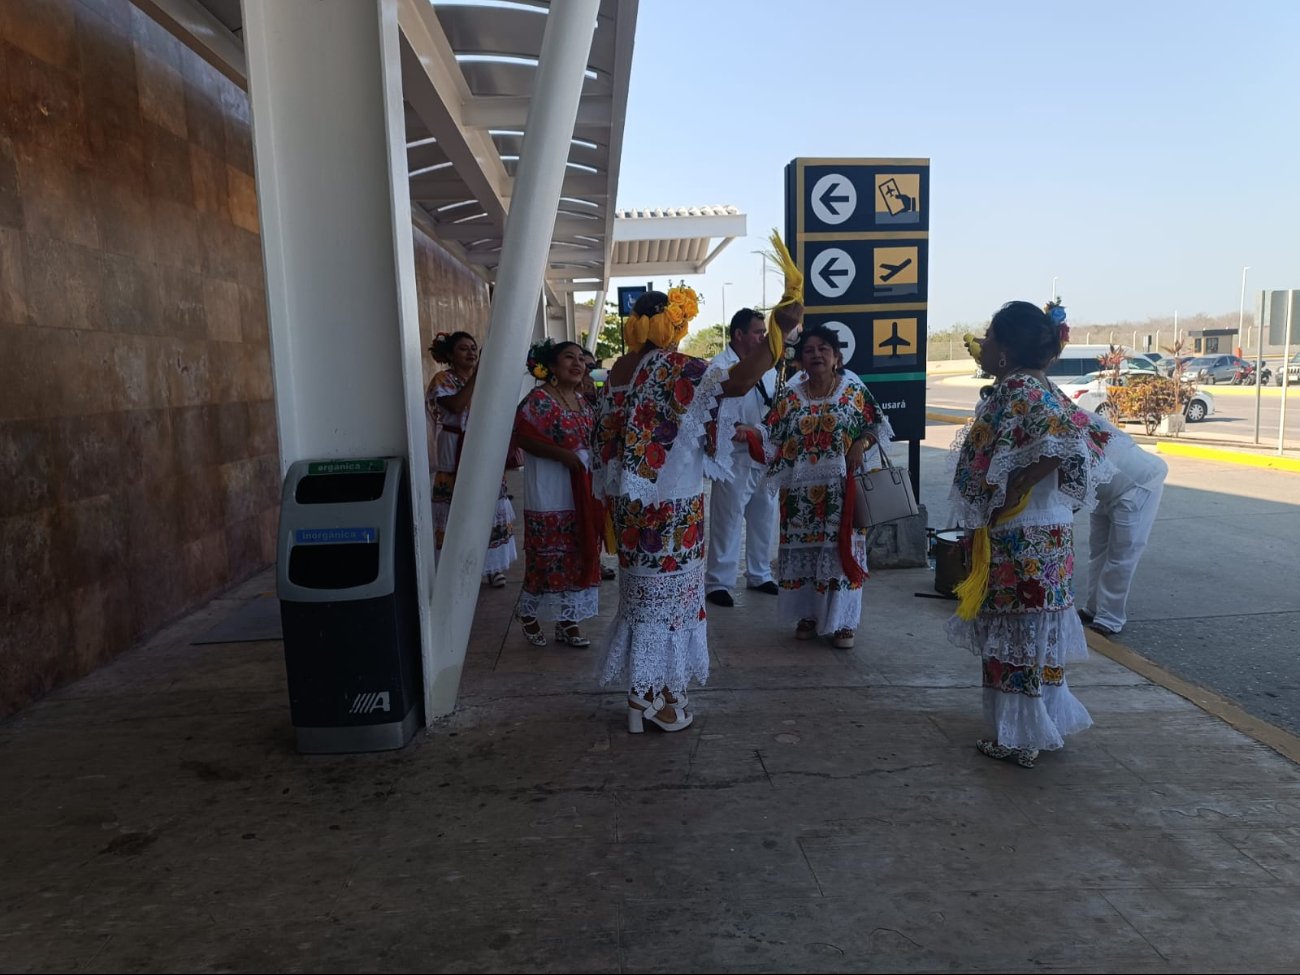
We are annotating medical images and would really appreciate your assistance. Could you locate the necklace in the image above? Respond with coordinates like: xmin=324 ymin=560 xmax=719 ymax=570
xmin=805 ymin=374 xmax=837 ymax=402
xmin=549 ymin=383 xmax=581 ymax=412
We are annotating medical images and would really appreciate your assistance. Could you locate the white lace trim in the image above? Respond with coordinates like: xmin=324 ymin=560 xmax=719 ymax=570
xmin=517 ymin=586 xmax=600 ymax=623
xmin=982 ymin=679 xmax=1093 ymax=751
xmin=945 ymin=607 xmax=1090 ymax=669
xmin=482 ymin=537 xmax=517 ymax=574
xmin=948 ymin=430 xmax=1116 ymax=528
xmin=776 ymin=540 xmax=868 ymax=635
xmin=597 ymin=616 xmax=709 ymax=697
xmin=703 ymin=443 xmax=735 ymax=485
xmin=597 ymin=565 xmax=709 ymax=694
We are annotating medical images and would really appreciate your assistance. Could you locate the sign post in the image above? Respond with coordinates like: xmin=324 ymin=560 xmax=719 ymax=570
xmin=786 ymin=157 xmax=931 ymax=498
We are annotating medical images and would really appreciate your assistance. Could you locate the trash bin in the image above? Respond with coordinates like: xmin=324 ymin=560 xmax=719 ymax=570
xmin=276 ymin=457 xmax=423 ymax=753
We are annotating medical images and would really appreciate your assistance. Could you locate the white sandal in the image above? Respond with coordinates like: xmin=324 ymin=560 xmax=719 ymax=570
xmin=554 ymin=622 xmax=590 ymax=647
xmin=488 ymin=572 xmax=507 ymax=588
xmin=627 ymin=694 xmax=693 ymax=734
xmin=518 ymin=616 xmax=546 ymax=647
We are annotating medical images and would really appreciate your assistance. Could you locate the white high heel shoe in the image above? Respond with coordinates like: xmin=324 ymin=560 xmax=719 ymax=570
xmin=627 ymin=694 xmax=693 ymax=733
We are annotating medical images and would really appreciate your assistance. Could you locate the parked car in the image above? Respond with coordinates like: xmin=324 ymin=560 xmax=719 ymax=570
xmin=1183 ymin=354 xmax=1256 ymax=384
xmin=1056 ymin=372 xmax=1215 ymax=423
xmin=1122 ymin=356 xmax=1159 ymax=375
xmin=1159 ymin=356 xmax=1196 ymax=378
xmin=1136 ymin=352 xmax=1166 ymax=369
xmin=1274 ymin=353 xmax=1300 ymax=386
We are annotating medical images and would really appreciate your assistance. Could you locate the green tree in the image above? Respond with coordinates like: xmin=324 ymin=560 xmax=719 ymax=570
xmin=579 ymin=300 xmax=625 ymax=361
xmin=681 ymin=324 xmax=725 ymax=360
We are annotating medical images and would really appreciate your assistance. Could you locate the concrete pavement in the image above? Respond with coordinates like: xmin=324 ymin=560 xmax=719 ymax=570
xmin=4 ymin=451 xmax=1300 ymax=973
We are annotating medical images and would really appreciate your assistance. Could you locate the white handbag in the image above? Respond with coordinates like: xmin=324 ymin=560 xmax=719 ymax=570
xmin=851 ymin=449 xmax=919 ymax=529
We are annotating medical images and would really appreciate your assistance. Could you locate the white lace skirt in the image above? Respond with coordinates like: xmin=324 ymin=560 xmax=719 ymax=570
xmin=598 ymin=565 xmax=710 ymax=696
xmin=517 ymin=587 xmax=599 ymax=624
xmin=776 ymin=539 xmax=868 ymax=636
xmin=982 ymin=671 xmax=1094 ymax=752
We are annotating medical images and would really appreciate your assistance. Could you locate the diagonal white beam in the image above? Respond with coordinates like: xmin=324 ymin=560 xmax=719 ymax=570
xmin=425 ymin=0 xmax=601 ymax=719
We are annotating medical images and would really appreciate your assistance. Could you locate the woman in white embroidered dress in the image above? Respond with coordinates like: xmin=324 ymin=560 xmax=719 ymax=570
xmin=427 ymin=330 xmax=517 ymax=587
xmin=948 ymin=300 xmax=1113 ymax=768
xmin=593 ymin=288 xmax=801 ymax=733
xmin=760 ymin=324 xmax=893 ymax=649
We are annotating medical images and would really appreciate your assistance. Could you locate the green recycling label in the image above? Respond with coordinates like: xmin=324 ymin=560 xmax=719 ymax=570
xmin=307 ymin=459 xmax=386 ymax=476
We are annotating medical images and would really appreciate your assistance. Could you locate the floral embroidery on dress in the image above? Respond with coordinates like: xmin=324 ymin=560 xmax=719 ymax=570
xmin=985 ymin=523 xmax=1075 ymax=614
xmin=593 ymin=350 xmax=724 ymax=497
xmin=515 ymin=387 xmax=594 ymax=452
xmin=765 ymin=377 xmax=883 ymax=484
xmin=610 ymin=495 xmax=706 ymax=579
xmin=951 ymin=374 xmax=1110 ymax=528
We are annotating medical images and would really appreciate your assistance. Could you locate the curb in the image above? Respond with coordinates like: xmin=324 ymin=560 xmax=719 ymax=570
xmin=1187 ymin=384 xmax=1290 ymax=397
xmin=1085 ymin=629 xmax=1300 ymax=766
xmin=1155 ymin=441 xmax=1300 ymax=473
xmin=925 ymin=409 xmax=969 ymax=425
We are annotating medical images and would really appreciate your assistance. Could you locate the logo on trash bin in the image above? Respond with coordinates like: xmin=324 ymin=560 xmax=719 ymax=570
xmin=349 ymin=691 xmax=391 ymax=714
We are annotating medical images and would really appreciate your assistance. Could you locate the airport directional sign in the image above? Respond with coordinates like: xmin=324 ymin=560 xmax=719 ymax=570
xmin=787 ymin=157 xmax=931 ymax=442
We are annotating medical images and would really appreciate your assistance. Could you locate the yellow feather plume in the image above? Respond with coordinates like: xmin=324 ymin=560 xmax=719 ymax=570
xmin=768 ymin=229 xmax=803 ymax=309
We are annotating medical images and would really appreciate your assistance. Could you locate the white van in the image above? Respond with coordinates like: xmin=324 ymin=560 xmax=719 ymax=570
xmin=1046 ymin=345 xmax=1110 ymax=379
xmin=1046 ymin=346 xmax=1158 ymax=380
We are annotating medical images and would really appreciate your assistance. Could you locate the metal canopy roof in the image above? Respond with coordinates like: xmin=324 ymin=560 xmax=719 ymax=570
xmin=607 ymin=205 xmax=747 ymax=282
xmin=132 ymin=0 xmax=639 ymax=308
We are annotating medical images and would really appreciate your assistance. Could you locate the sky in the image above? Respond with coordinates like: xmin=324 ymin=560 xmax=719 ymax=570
xmin=606 ymin=0 xmax=1300 ymax=333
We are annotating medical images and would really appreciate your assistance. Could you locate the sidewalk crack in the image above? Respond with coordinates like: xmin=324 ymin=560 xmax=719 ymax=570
xmin=1100 ymin=890 xmax=1170 ymax=962
xmin=796 ymin=836 xmax=826 ymax=897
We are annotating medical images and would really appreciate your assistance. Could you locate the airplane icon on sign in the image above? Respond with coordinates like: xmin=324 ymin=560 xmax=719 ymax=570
xmin=878 ymin=321 xmax=912 ymax=357
xmin=878 ymin=257 xmax=913 ymax=282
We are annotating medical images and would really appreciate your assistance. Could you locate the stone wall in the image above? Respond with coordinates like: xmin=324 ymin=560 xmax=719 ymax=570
xmin=0 ymin=0 xmax=492 ymax=718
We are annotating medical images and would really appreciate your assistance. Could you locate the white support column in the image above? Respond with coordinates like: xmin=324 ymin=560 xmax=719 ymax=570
xmin=242 ymin=0 xmax=436 ymax=679
xmin=585 ymin=289 xmax=606 ymax=353
xmin=564 ymin=292 xmax=578 ymax=343
xmin=425 ymin=0 xmax=600 ymax=719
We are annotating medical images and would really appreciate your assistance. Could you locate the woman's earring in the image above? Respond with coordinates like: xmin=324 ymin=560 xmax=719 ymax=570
xmin=998 ymin=354 xmax=1008 ymax=369
xmin=548 ymin=373 xmax=558 ymax=386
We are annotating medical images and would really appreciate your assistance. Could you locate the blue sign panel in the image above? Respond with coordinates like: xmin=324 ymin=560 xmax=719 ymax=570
xmin=617 ymin=286 xmax=646 ymax=317
xmin=294 ymin=527 xmax=378 ymax=545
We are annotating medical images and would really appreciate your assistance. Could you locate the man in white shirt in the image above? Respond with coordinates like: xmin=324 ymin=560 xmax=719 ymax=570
xmin=705 ymin=309 xmax=780 ymax=607
xmin=1082 ymin=417 xmax=1168 ymax=636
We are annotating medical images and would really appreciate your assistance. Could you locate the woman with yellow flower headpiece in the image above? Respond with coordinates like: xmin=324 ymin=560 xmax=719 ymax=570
xmin=511 ymin=340 xmax=602 ymax=648
xmin=593 ymin=271 xmax=804 ymax=734
xmin=427 ymin=330 xmax=516 ymax=587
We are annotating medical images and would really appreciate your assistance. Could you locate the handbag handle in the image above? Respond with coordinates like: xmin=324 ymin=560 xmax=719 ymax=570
xmin=859 ymin=434 xmax=893 ymax=470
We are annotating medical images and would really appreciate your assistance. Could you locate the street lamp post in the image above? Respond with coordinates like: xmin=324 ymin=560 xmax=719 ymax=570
xmin=752 ymin=250 xmax=775 ymax=309
xmin=721 ymin=281 xmax=734 ymax=331
xmin=1239 ymin=266 xmax=1252 ymax=343
xmin=1050 ymin=276 xmax=1058 ymax=301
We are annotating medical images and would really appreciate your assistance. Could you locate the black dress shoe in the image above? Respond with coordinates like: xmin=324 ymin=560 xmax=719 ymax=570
xmin=1088 ymin=622 xmax=1119 ymax=638
xmin=1077 ymin=608 xmax=1095 ymax=624
xmin=705 ymin=590 xmax=734 ymax=607
xmin=747 ymin=580 xmax=780 ymax=595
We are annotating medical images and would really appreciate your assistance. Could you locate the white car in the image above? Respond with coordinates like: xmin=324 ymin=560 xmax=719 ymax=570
xmin=1056 ymin=372 xmax=1215 ymax=423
